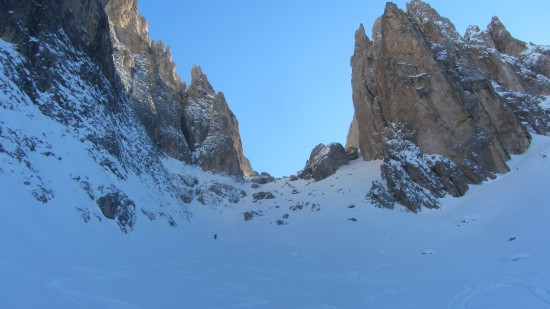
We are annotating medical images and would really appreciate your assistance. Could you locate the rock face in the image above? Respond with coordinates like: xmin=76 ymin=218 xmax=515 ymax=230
xmin=0 ymin=0 xmax=252 ymax=232
xmin=184 ymin=66 xmax=253 ymax=176
xmin=379 ymin=125 xmax=469 ymax=212
xmin=104 ymin=0 xmax=253 ymax=176
xmin=349 ymin=0 xmax=550 ymax=209
xmin=300 ymin=143 xmax=348 ymax=181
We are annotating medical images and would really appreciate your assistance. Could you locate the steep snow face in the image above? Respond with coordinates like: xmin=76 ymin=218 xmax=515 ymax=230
xmin=0 ymin=29 xmax=193 ymax=231
xmin=2 ymin=130 xmax=550 ymax=307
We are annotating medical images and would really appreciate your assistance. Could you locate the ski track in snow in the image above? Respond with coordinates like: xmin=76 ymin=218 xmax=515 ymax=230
xmin=449 ymin=279 xmax=550 ymax=309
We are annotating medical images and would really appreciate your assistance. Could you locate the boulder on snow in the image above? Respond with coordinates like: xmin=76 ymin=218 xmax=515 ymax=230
xmin=252 ymin=191 xmax=276 ymax=201
xmin=299 ymin=143 xmax=348 ymax=181
xmin=243 ymin=211 xmax=262 ymax=221
xmin=96 ymin=187 xmax=136 ymax=233
xmin=251 ymin=172 xmax=276 ymax=185
xmin=380 ymin=127 xmax=469 ymax=212
xmin=346 ymin=146 xmax=359 ymax=161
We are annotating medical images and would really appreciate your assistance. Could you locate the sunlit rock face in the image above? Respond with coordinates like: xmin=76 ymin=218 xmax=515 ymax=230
xmin=348 ymin=0 xmax=550 ymax=209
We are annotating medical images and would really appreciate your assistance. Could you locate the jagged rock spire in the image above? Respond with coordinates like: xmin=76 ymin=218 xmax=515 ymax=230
xmin=189 ymin=64 xmax=215 ymax=96
xmin=348 ymin=0 xmax=544 ymax=209
xmin=487 ymin=16 xmax=526 ymax=57
xmin=104 ymin=0 xmax=253 ymax=176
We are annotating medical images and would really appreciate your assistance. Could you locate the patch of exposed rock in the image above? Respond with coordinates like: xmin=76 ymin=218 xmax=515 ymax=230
xmin=366 ymin=181 xmax=395 ymax=210
xmin=346 ymin=146 xmax=359 ymax=161
xmin=184 ymin=66 xmax=253 ymax=176
xmin=379 ymin=124 xmax=468 ymax=212
xmin=299 ymin=143 xmax=348 ymax=181
xmin=252 ymin=191 xmax=276 ymax=201
xmin=251 ymin=172 xmax=276 ymax=185
xmin=96 ymin=186 xmax=136 ymax=233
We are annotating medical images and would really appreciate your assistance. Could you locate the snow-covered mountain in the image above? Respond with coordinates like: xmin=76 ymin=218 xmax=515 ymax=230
xmin=1 ymin=0 xmax=550 ymax=307
xmin=0 ymin=0 xmax=253 ymax=233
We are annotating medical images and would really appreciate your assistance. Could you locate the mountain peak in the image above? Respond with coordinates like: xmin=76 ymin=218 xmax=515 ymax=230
xmin=190 ymin=65 xmax=215 ymax=96
xmin=487 ymin=15 xmax=526 ymax=56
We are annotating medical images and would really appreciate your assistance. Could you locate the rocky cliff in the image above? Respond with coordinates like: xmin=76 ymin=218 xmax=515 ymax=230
xmin=348 ymin=0 xmax=550 ymax=210
xmin=0 ymin=0 xmax=253 ymax=232
xmin=104 ymin=0 xmax=253 ymax=176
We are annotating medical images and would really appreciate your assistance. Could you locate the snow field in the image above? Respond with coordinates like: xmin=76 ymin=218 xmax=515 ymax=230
xmin=1 ymin=136 xmax=550 ymax=308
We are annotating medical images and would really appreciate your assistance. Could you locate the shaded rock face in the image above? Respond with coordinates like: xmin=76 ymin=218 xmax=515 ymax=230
xmin=300 ymin=143 xmax=348 ymax=181
xmin=105 ymin=0 xmax=188 ymax=160
xmin=345 ymin=115 xmax=360 ymax=150
xmin=184 ymin=66 xmax=253 ymax=176
xmin=251 ymin=172 xmax=276 ymax=185
xmin=97 ymin=188 xmax=136 ymax=233
xmin=487 ymin=17 xmax=526 ymax=58
xmin=463 ymin=18 xmax=550 ymax=134
xmin=366 ymin=180 xmax=395 ymax=210
xmin=0 ymin=0 xmax=195 ymax=231
xmin=349 ymin=0 xmax=550 ymax=195
xmin=0 ymin=0 xmax=250 ymax=232
xmin=104 ymin=0 xmax=252 ymax=176
xmin=378 ymin=124 xmax=469 ymax=212
xmin=346 ymin=146 xmax=359 ymax=161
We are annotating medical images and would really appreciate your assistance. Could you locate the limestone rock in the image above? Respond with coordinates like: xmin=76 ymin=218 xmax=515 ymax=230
xmin=251 ymin=172 xmax=276 ymax=185
xmin=379 ymin=125 xmax=468 ymax=211
xmin=252 ymin=191 xmax=276 ymax=201
xmin=487 ymin=16 xmax=526 ymax=57
xmin=350 ymin=1 xmax=532 ymax=188
xmin=463 ymin=18 xmax=550 ymax=131
xmin=345 ymin=115 xmax=360 ymax=150
xmin=366 ymin=181 xmax=395 ymax=210
xmin=96 ymin=188 xmax=136 ymax=233
xmin=348 ymin=0 xmax=550 ymax=210
xmin=346 ymin=146 xmax=359 ymax=161
xmin=104 ymin=0 xmax=253 ymax=176
xmin=184 ymin=66 xmax=253 ymax=176
xmin=300 ymin=143 xmax=348 ymax=181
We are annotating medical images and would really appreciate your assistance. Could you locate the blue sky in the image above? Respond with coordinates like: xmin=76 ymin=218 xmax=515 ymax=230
xmin=138 ymin=0 xmax=550 ymax=177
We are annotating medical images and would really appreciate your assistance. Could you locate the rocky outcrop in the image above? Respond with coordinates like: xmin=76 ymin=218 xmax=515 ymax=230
xmin=184 ymin=66 xmax=253 ymax=176
xmin=366 ymin=181 xmax=395 ymax=210
xmin=0 ymin=0 xmax=252 ymax=233
xmin=104 ymin=0 xmax=252 ymax=176
xmin=379 ymin=125 xmax=469 ymax=212
xmin=251 ymin=172 xmax=276 ymax=185
xmin=0 ymin=0 xmax=193 ymax=232
xmin=487 ymin=16 xmax=526 ymax=58
xmin=345 ymin=115 xmax=360 ymax=150
xmin=462 ymin=18 xmax=550 ymax=134
xmin=299 ymin=143 xmax=348 ymax=181
xmin=346 ymin=146 xmax=359 ymax=161
xmin=350 ymin=0 xmax=549 ymax=210
xmin=97 ymin=187 xmax=136 ymax=233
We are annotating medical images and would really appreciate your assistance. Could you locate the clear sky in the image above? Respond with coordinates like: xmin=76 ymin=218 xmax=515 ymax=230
xmin=138 ymin=0 xmax=550 ymax=177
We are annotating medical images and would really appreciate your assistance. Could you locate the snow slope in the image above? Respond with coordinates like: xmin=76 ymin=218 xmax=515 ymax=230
xmin=1 ymin=134 xmax=550 ymax=308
